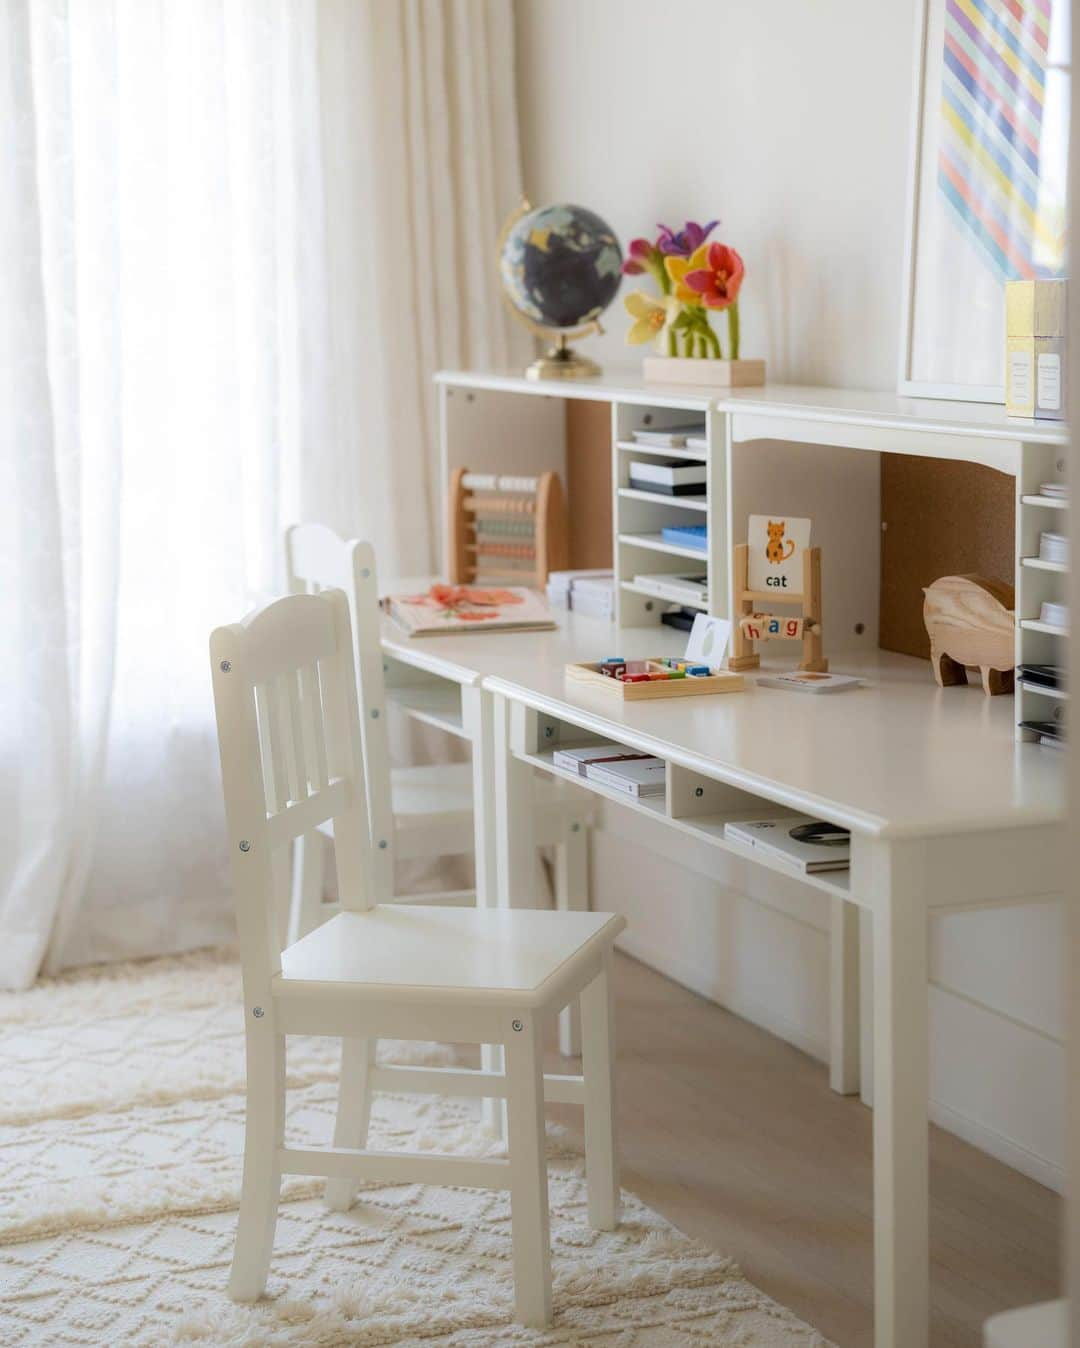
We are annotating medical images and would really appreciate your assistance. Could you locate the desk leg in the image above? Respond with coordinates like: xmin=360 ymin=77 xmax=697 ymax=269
xmin=463 ymin=687 xmax=497 ymax=913
xmin=492 ymin=693 xmax=536 ymax=909
xmin=463 ymin=686 xmax=505 ymax=1137
xmin=829 ymin=896 xmax=860 ymax=1095
xmin=867 ymin=837 xmax=929 ymax=1348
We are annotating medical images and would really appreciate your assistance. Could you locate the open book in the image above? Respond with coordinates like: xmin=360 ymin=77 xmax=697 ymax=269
xmin=386 ymin=584 xmax=556 ymax=637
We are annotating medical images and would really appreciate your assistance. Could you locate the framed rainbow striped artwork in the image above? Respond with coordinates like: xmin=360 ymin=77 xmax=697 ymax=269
xmin=899 ymin=0 xmax=1069 ymax=401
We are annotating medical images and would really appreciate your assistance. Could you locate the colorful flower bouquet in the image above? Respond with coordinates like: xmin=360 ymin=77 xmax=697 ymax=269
xmin=622 ymin=219 xmax=764 ymax=386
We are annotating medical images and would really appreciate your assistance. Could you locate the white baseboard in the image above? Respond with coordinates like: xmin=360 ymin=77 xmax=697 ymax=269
xmin=928 ymin=1096 xmax=1063 ymax=1193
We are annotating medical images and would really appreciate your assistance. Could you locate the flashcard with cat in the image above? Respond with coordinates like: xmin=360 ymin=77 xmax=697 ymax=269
xmin=747 ymin=515 xmax=811 ymax=594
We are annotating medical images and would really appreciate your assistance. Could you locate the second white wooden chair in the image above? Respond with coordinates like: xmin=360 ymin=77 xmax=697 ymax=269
xmin=210 ymin=587 xmax=623 ymax=1326
xmin=284 ymin=523 xmax=596 ymax=1054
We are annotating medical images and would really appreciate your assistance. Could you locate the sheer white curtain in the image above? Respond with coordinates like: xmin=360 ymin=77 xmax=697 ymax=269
xmin=0 ymin=0 xmax=523 ymax=989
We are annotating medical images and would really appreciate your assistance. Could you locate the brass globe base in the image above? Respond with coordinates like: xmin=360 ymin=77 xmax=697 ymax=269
xmin=525 ymin=337 xmax=601 ymax=381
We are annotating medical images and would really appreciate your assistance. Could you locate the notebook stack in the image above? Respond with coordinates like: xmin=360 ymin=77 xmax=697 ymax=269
xmin=628 ymin=459 xmax=707 ymax=497
xmin=724 ymin=816 xmax=851 ymax=875
xmin=550 ymin=744 xmax=667 ymax=797
xmin=631 ymin=422 xmax=707 ymax=449
xmin=546 ymin=570 xmax=615 ymax=618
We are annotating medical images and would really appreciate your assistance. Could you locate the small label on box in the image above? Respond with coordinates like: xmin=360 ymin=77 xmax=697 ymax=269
xmin=1037 ymin=352 xmax=1061 ymax=410
xmin=1009 ymin=349 xmax=1033 ymax=406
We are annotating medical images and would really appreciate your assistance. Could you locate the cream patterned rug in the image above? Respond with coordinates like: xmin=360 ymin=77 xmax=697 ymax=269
xmin=0 ymin=949 xmax=832 ymax=1346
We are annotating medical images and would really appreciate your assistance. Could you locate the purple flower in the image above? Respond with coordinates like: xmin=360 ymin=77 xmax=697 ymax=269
xmin=656 ymin=219 xmax=720 ymax=258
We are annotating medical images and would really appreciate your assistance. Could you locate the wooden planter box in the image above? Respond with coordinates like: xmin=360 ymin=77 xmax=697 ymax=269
xmin=642 ymin=355 xmax=766 ymax=388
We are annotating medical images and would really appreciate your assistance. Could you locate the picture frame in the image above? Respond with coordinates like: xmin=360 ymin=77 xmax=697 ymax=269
xmin=898 ymin=0 xmax=1070 ymax=403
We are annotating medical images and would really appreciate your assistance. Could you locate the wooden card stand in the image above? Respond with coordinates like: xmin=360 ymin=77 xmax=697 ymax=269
xmin=728 ymin=543 xmax=828 ymax=673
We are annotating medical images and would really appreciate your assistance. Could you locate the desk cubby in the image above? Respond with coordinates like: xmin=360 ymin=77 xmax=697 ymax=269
xmin=1016 ymin=439 xmax=1069 ymax=738
xmin=383 ymin=659 xmax=467 ymax=739
xmin=511 ymin=705 xmax=850 ymax=898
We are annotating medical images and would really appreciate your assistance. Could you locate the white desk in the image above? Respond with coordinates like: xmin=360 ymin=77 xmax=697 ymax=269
xmin=380 ymin=605 xmax=1064 ymax=1346
xmin=399 ymin=364 xmax=1071 ymax=1344
xmin=477 ymin=629 xmax=1063 ymax=1348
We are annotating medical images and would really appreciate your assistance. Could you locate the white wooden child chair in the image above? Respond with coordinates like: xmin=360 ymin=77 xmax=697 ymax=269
xmin=210 ymin=588 xmax=623 ymax=1326
xmin=284 ymin=522 xmax=595 ymax=1054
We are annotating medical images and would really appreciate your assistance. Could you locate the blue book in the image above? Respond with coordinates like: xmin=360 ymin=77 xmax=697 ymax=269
xmin=661 ymin=523 xmax=708 ymax=551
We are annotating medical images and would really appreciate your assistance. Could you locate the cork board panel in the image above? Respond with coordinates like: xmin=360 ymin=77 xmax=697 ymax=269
xmin=565 ymin=399 xmax=613 ymax=569
xmin=880 ymin=455 xmax=1015 ymax=659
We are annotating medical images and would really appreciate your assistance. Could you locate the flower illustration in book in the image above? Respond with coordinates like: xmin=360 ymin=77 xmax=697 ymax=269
xmin=622 ymin=217 xmax=745 ymax=359
xmin=412 ymin=584 xmax=524 ymax=621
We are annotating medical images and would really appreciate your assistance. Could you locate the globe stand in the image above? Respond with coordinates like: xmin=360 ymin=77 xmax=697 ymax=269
xmin=498 ymin=197 xmax=619 ymax=383
xmin=526 ymin=332 xmax=601 ymax=382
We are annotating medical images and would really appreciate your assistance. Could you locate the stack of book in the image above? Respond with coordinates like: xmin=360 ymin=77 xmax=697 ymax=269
xmin=1038 ymin=530 xmax=1069 ymax=566
xmin=386 ymin=585 xmax=556 ymax=636
xmin=724 ymin=816 xmax=851 ymax=875
xmin=550 ymin=744 xmax=666 ymax=797
xmin=571 ymin=575 xmax=616 ymax=619
xmin=632 ymin=423 xmax=707 ymax=450
xmin=546 ymin=569 xmax=614 ymax=613
xmin=661 ymin=523 xmax=708 ymax=551
xmin=1039 ymin=481 xmax=1068 ymax=502
xmin=628 ymin=459 xmax=706 ymax=497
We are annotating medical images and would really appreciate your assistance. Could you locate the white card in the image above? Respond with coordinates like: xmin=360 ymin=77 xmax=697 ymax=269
xmin=684 ymin=614 xmax=731 ymax=670
xmin=747 ymin=515 xmax=811 ymax=594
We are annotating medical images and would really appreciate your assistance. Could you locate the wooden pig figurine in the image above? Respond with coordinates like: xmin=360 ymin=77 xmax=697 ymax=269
xmin=922 ymin=575 xmax=1015 ymax=696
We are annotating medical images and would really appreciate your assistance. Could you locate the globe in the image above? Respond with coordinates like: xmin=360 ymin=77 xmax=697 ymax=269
xmin=498 ymin=201 xmax=622 ymax=379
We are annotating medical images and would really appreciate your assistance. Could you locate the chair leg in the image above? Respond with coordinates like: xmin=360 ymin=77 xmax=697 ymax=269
xmin=325 ymin=1036 xmax=377 ymax=1211
xmin=580 ymin=953 xmax=620 ymax=1231
xmin=289 ymin=833 xmax=325 ymax=946
xmin=554 ymin=821 xmax=589 ymax=1057
xmin=504 ymin=1012 xmax=552 ymax=1328
xmin=229 ymin=1027 xmax=285 ymax=1301
xmin=481 ymin=1043 xmax=508 ymax=1140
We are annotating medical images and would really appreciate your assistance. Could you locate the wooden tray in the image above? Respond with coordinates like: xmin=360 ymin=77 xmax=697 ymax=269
xmin=566 ymin=660 xmax=744 ymax=700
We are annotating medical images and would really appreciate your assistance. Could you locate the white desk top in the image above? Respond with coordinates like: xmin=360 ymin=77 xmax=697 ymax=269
xmin=382 ymin=607 xmax=1064 ymax=841
xmin=435 ymin=368 xmax=1068 ymax=446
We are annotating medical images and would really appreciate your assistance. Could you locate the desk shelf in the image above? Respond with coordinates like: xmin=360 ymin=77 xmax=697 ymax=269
xmin=615 ymin=439 xmax=707 ymax=462
xmin=617 ymin=487 xmax=709 ymax=512
xmin=619 ymin=580 xmax=709 ymax=611
xmin=520 ymin=746 xmax=850 ymax=900
xmin=1021 ymin=556 xmax=1068 ymax=573
xmin=1020 ymin=618 xmax=1068 ymax=637
xmin=617 ymin=531 xmax=709 ymax=561
xmin=1019 ymin=679 xmax=1068 ymax=701
xmin=1017 ymin=441 xmax=1070 ymax=739
xmin=384 ymin=684 xmax=466 ymax=739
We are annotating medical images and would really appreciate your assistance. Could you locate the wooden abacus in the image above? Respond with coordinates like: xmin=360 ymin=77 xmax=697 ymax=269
xmin=448 ymin=467 xmax=568 ymax=589
xmin=728 ymin=542 xmax=828 ymax=672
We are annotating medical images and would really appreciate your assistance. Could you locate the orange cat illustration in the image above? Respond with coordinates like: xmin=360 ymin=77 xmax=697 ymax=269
xmin=765 ymin=519 xmax=796 ymax=564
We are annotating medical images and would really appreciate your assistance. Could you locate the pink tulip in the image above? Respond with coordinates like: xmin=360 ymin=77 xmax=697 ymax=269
xmin=684 ymin=243 xmax=745 ymax=310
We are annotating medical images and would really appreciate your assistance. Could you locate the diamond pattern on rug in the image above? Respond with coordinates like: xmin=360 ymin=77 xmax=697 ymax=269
xmin=0 ymin=949 xmax=833 ymax=1346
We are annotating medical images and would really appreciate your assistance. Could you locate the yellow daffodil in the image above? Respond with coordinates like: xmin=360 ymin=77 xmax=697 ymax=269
xmin=624 ymin=291 xmax=681 ymax=350
xmin=664 ymin=242 xmax=711 ymax=304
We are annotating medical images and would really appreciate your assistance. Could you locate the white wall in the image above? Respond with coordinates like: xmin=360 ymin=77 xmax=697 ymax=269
xmin=515 ymin=0 xmax=1065 ymax=1189
xmin=515 ymin=0 xmax=913 ymax=389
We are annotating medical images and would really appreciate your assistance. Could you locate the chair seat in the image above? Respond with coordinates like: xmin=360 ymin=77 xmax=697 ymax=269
xmin=278 ymin=904 xmax=624 ymax=1007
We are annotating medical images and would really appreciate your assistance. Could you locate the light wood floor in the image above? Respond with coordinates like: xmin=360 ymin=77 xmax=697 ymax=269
xmin=544 ymin=952 xmax=1061 ymax=1348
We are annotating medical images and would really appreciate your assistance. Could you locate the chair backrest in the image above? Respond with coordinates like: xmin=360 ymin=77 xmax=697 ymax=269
xmin=210 ymin=589 xmax=375 ymax=989
xmin=284 ymin=523 xmax=394 ymax=901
